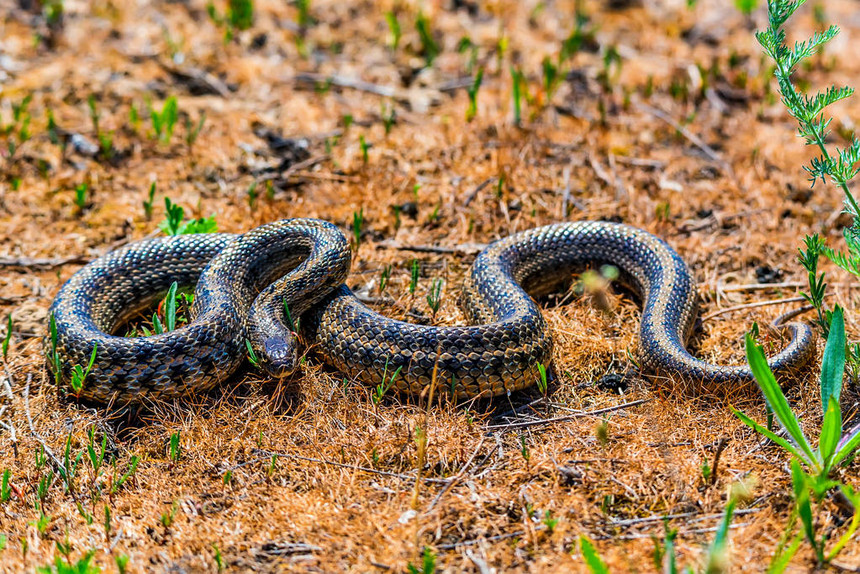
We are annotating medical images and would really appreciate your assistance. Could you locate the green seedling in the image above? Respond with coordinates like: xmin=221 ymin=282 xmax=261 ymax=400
xmin=149 ymin=96 xmax=179 ymax=144
xmin=385 ymin=11 xmax=401 ymax=50
xmin=143 ymin=181 xmax=156 ymax=220
xmin=2 ymin=314 xmax=12 ymax=360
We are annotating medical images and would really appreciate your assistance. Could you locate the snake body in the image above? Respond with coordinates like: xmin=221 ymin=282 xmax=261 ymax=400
xmin=48 ymin=219 xmax=815 ymax=403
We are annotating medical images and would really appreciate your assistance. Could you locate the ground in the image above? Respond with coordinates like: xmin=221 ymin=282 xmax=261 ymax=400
xmin=1 ymin=0 xmax=859 ymax=571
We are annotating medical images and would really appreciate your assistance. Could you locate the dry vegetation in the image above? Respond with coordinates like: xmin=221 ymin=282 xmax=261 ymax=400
xmin=1 ymin=0 xmax=860 ymax=571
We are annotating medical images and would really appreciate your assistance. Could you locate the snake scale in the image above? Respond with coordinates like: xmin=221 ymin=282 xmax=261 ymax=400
xmin=48 ymin=218 xmax=816 ymax=404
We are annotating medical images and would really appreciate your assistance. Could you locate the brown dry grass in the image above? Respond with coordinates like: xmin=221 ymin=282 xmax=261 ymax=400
xmin=1 ymin=0 xmax=860 ymax=571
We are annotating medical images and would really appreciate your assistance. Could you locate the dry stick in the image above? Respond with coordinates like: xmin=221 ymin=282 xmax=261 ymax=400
xmin=464 ymin=177 xmax=496 ymax=207
xmin=294 ymin=72 xmax=401 ymax=99
xmin=251 ymin=449 xmax=452 ymax=485
xmin=700 ymin=296 xmax=807 ymax=322
xmin=376 ymin=240 xmax=487 ymax=255
xmin=609 ymin=508 xmax=760 ymax=527
xmin=0 ymin=255 xmax=91 ymax=269
xmin=485 ymin=399 xmax=649 ymax=430
xmin=634 ymin=102 xmax=733 ymax=177
xmin=1 ymin=364 xmax=18 ymax=457
xmin=436 ymin=525 xmax=546 ymax=550
xmin=719 ymin=281 xmax=805 ymax=292
xmin=708 ymin=437 xmax=730 ymax=486
xmin=424 ymin=435 xmax=487 ymax=514
xmin=257 ymin=154 xmax=331 ymax=183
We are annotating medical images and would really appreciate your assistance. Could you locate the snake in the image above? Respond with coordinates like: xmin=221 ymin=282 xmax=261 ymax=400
xmin=47 ymin=218 xmax=816 ymax=404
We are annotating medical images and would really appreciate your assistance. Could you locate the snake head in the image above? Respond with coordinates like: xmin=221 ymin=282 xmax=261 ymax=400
xmin=260 ymin=335 xmax=300 ymax=378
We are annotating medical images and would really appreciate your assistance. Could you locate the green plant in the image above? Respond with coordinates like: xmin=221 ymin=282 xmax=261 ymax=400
xmin=536 ymin=362 xmax=549 ymax=395
xmin=114 ymin=554 xmax=129 ymax=574
xmin=143 ymin=182 xmax=156 ymax=220
xmin=3 ymin=94 xmax=32 ymax=159
xmin=426 ymin=279 xmax=443 ymax=320
xmin=48 ymin=314 xmax=62 ymax=387
xmin=358 ymin=135 xmax=369 ymax=164
xmin=735 ymin=308 xmax=860 ymax=481
xmin=169 ymin=431 xmax=181 ymax=467
xmin=379 ymin=265 xmax=392 ymax=294
xmin=1 ymin=469 xmax=11 ymax=502
xmin=108 ymin=456 xmax=138 ymax=497
xmin=542 ymin=510 xmax=559 ymax=534
xmin=466 ymin=68 xmax=483 ymax=122
xmin=736 ymin=0 xmax=760 ymax=15
xmin=352 ymin=208 xmax=364 ymax=247
xmin=158 ymin=198 xmax=217 ymax=235
xmin=385 ymin=11 xmax=401 ymax=50
xmin=247 ymin=181 xmax=258 ymax=210
xmin=381 ymin=103 xmax=395 ymax=135
xmin=160 ymin=500 xmax=179 ymax=529
xmin=798 ymin=234 xmax=830 ymax=334
xmin=36 ymin=551 xmax=100 ymax=574
xmin=2 ymin=314 xmax=12 ymax=360
xmin=758 ymin=0 xmax=860 ymax=217
xmin=409 ymin=259 xmax=419 ymax=298
xmin=213 ymin=543 xmax=224 ymax=571
xmin=185 ymin=112 xmax=206 ymax=151
xmin=510 ymin=66 xmax=525 ymax=126
xmin=406 ymin=547 xmax=435 ymax=574
xmin=579 ymin=536 xmax=608 ymax=574
xmin=149 ymin=96 xmax=179 ymax=144
xmin=245 ymin=339 xmax=261 ymax=369
xmin=87 ymin=95 xmax=113 ymax=160
xmin=68 ymin=344 xmax=98 ymax=398
xmin=372 ymin=357 xmax=402 ymax=405
xmin=415 ymin=12 xmax=439 ymax=66
xmin=73 ymin=183 xmax=88 ymax=211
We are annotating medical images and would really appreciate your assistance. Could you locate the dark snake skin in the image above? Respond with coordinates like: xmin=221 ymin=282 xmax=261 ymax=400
xmin=48 ymin=219 xmax=816 ymax=403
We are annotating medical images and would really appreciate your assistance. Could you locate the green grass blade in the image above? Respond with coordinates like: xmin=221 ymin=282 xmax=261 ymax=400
xmin=767 ymin=532 xmax=803 ymax=574
xmin=820 ymin=305 xmax=845 ymax=413
xmin=731 ymin=407 xmax=813 ymax=467
xmin=579 ymin=536 xmax=609 ymax=574
xmin=831 ymin=422 xmax=860 ymax=467
xmin=745 ymin=334 xmax=818 ymax=467
xmin=819 ymin=399 xmax=842 ymax=470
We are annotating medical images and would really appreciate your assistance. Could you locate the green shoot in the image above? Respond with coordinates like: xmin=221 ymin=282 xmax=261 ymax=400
xmin=169 ymin=431 xmax=181 ymax=467
xmin=149 ymin=96 xmax=179 ymax=145
xmin=2 ymin=314 xmax=11 ymax=360
xmin=579 ymin=536 xmax=609 ymax=574
xmin=158 ymin=198 xmax=218 ymax=235
xmin=409 ymin=259 xmax=419 ymax=298
xmin=245 ymin=339 xmax=261 ymax=369
xmin=359 ymin=135 xmax=369 ymax=164
xmin=68 ymin=343 xmax=98 ymax=398
xmin=372 ymin=357 xmax=402 ymax=405
xmin=352 ymin=208 xmax=364 ymax=247
xmin=415 ymin=12 xmax=439 ymax=66
xmin=185 ymin=111 xmax=206 ymax=151
xmin=384 ymin=11 xmax=400 ymax=51
xmin=247 ymin=181 xmax=258 ymax=210
xmin=379 ymin=265 xmax=392 ymax=294
xmin=466 ymin=68 xmax=483 ymax=123
xmin=536 ymin=362 xmax=548 ymax=395
xmin=74 ymin=183 xmax=89 ymax=211
xmin=426 ymin=278 xmax=443 ymax=320
xmin=797 ymin=234 xmax=829 ymax=334
xmin=0 ymin=469 xmax=11 ymax=502
xmin=143 ymin=181 xmax=156 ymax=220
xmin=115 ymin=554 xmax=130 ymax=574
xmin=510 ymin=66 xmax=525 ymax=126
xmin=160 ymin=500 xmax=179 ymax=529
xmin=406 ymin=547 xmax=435 ymax=574
xmin=213 ymin=543 xmax=225 ymax=571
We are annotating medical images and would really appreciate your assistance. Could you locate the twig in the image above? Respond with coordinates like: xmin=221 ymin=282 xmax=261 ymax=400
xmin=634 ymin=102 xmax=733 ymax=176
xmin=251 ymin=448 xmax=451 ymax=484
xmin=0 ymin=255 xmax=91 ymax=269
xmin=464 ymin=178 xmax=495 ymax=207
xmin=700 ymin=296 xmax=808 ymax=322
xmin=485 ymin=399 xmax=649 ymax=430
xmin=709 ymin=437 xmax=730 ymax=485
xmin=425 ymin=436 xmax=486 ymax=513
xmin=257 ymin=154 xmax=331 ymax=183
xmin=436 ymin=525 xmax=546 ymax=550
xmin=376 ymin=240 xmax=486 ymax=255
xmin=609 ymin=507 xmax=760 ymax=527
xmin=294 ymin=73 xmax=400 ymax=99
xmin=719 ymin=281 xmax=804 ymax=292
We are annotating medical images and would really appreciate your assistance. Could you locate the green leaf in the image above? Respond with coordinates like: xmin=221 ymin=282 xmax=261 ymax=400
xmin=705 ymin=498 xmax=736 ymax=573
xmin=791 ymin=461 xmax=816 ymax=549
xmin=164 ymin=282 xmax=178 ymax=332
xmin=580 ymin=536 xmax=609 ymax=574
xmin=818 ymin=400 xmax=842 ymax=471
xmin=732 ymin=407 xmax=812 ymax=466
xmin=767 ymin=532 xmax=803 ymax=574
xmin=745 ymin=334 xmax=818 ymax=468
xmin=831 ymin=422 xmax=860 ymax=467
xmin=820 ymin=305 xmax=845 ymax=413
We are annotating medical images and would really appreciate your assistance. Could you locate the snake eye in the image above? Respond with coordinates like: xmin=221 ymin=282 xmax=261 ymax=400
xmin=261 ymin=335 xmax=299 ymax=378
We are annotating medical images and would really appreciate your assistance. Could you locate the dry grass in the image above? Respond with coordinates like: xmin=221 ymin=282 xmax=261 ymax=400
xmin=1 ymin=0 xmax=860 ymax=571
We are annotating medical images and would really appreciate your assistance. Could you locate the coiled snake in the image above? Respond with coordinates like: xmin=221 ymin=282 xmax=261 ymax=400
xmin=47 ymin=218 xmax=815 ymax=404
